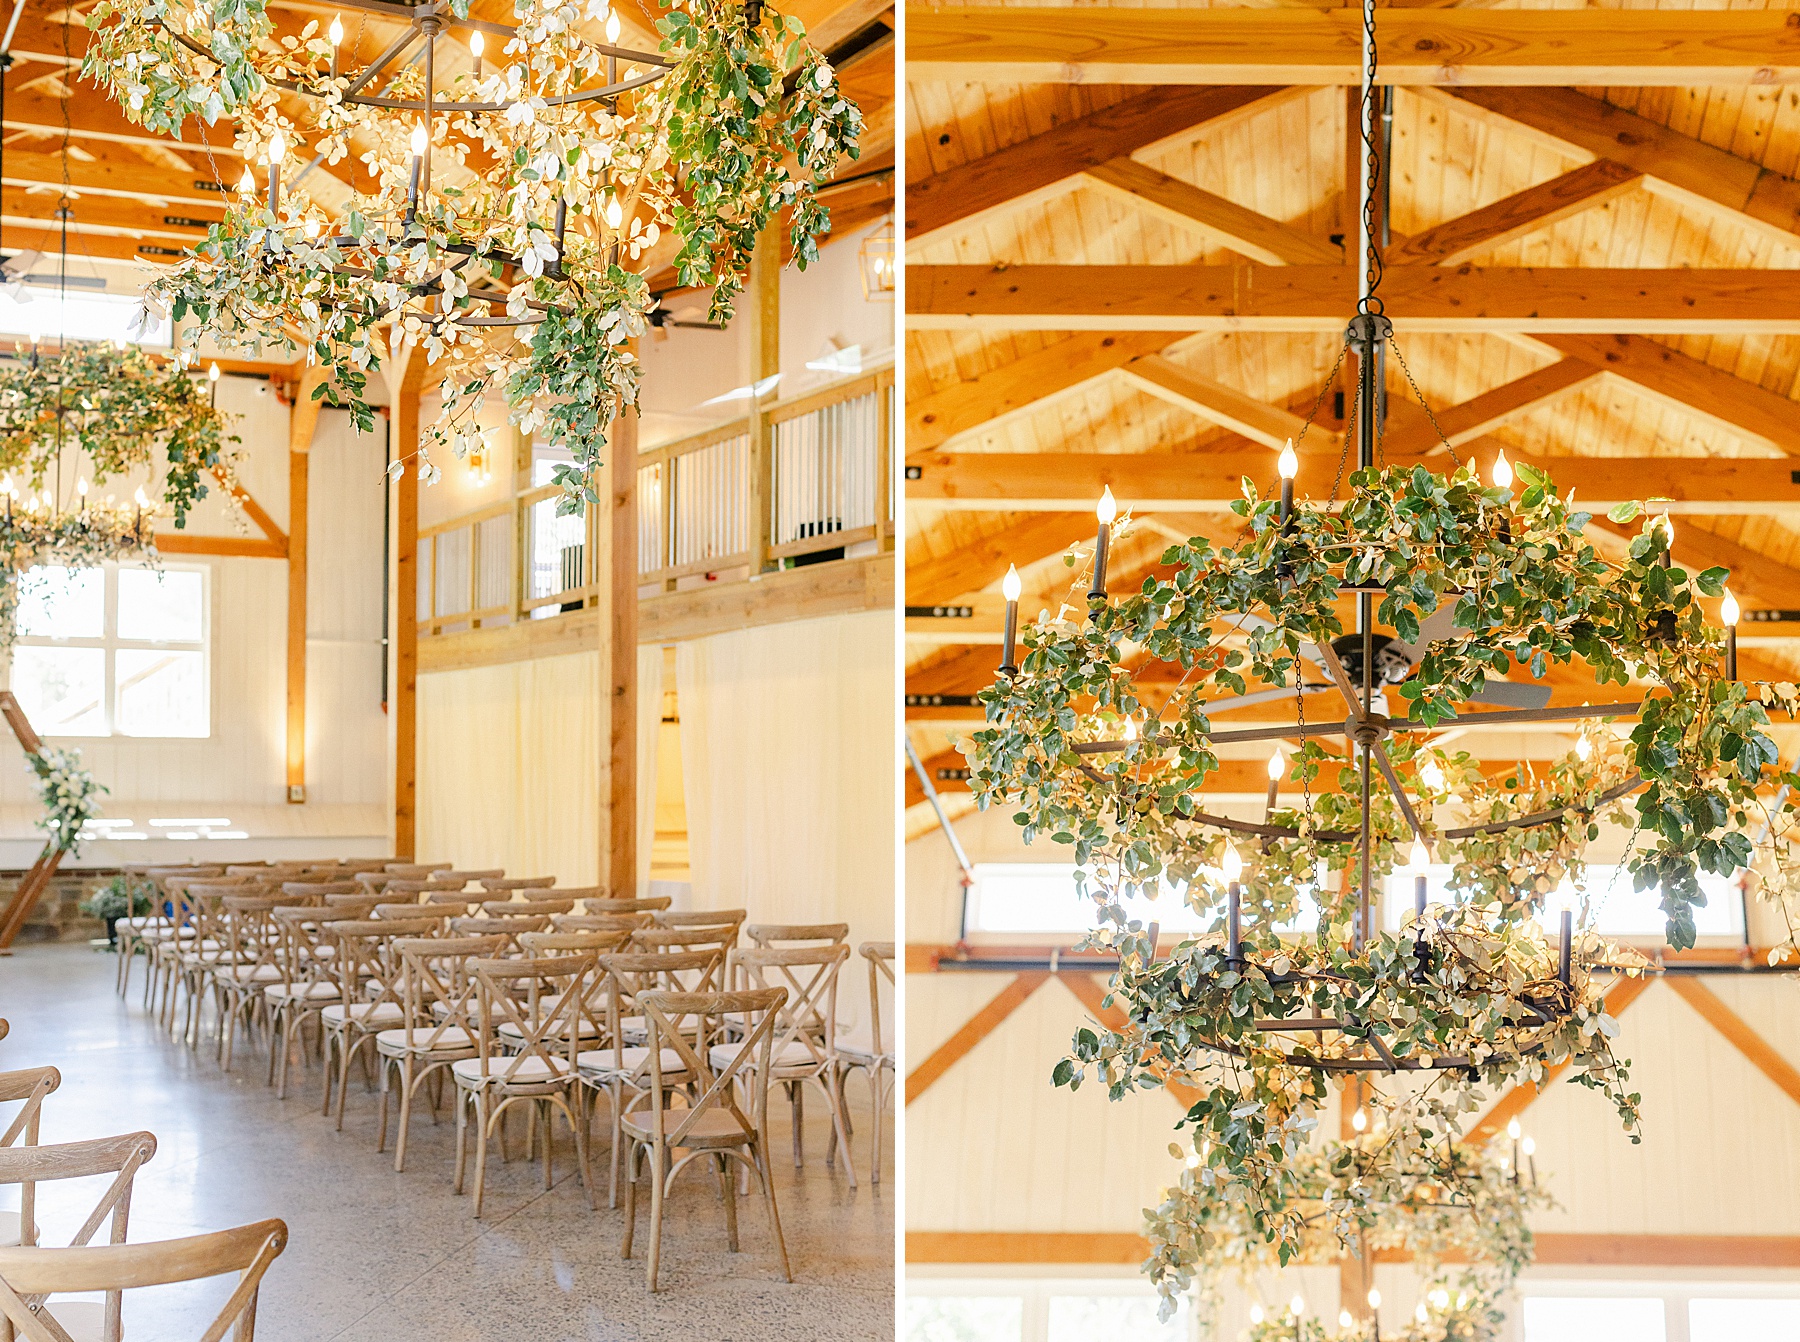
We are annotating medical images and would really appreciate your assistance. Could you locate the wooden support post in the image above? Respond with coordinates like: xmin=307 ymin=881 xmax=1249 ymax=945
xmin=511 ymin=426 xmax=531 ymax=623
xmin=0 ymin=693 xmax=64 ymax=951
xmin=285 ymin=366 xmax=327 ymax=804
xmin=747 ymin=225 xmax=780 ymax=576
xmin=600 ymin=404 xmax=640 ymax=895
xmin=389 ymin=349 xmax=425 ymax=860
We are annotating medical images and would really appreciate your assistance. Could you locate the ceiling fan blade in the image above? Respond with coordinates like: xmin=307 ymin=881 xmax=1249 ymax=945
xmin=1201 ymin=685 xmax=1333 ymax=715
xmin=1465 ymin=680 xmax=1553 ymax=710
xmin=1394 ymin=599 xmax=1465 ymax=661
xmin=1236 ymin=612 xmax=1326 ymax=667
xmin=1 ymin=250 xmax=43 ymax=279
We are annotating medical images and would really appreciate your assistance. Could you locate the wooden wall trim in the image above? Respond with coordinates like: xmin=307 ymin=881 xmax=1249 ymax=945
xmin=1666 ymin=977 xmax=1800 ymax=1107
xmin=905 ymin=1230 xmax=1800 ymax=1268
xmin=906 ymin=972 xmax=1049 ymax=1105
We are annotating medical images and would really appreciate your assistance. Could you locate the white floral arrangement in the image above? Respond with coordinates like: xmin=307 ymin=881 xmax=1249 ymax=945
xmin=29 ymin=745 xmax=108 ymax=855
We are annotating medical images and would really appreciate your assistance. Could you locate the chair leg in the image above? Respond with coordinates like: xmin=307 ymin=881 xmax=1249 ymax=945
xmin=608 ymin=1082 xmax=624 ymax=1209
xmin=473 ymin=1091 xmax=492 ymax=1219
xmin=453 ymin=1087 xmax=470 ymax=1195
xmin=791 ymin=1081 xmax=804 ymax=1169
xmin=646 ymin=1138 xmax=666 ymax=1292
xmin=870 ymin=1070 xmax=885 ymax=1186
xmin=321 ymin=1029 xmax=338 ymax=1117
xmin=753 ymin=1140 xmax=793 ymax=1283
xmin=574 ymin=1097 xmax=598 ymax=1211
xmin=621 ymin=1141 xmax=639 ymax=1260
xmin=376 ymin=1057 xmax=392 ymax=1154
xmin=819 ymin=1075 xmax=857 ymax=1190
xmin=719 ymin=1154 xmax=739 ymax=1252
xmin=394 ymin=1058 xmax=418 ymax=1173
xmin=334 ymin=1034 xmax=355 ymax=1132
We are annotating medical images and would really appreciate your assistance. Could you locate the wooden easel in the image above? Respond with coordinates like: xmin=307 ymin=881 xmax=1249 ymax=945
xmin=0 ymin=692 xmax=67 ymax=952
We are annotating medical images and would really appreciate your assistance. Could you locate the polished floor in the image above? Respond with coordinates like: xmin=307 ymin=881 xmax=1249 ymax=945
xmin=0 ymin=942 xmax=894 ymax=1341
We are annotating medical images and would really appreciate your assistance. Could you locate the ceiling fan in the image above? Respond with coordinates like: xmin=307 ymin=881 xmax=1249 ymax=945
xmin=0 ymin=251 xmax=43 ymax=300
xmin=1200 ymin=605 xmax=1554 ymax=718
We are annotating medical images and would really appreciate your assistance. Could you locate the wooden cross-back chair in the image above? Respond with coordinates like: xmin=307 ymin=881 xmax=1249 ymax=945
xmin=448 ymin=914 xmax=550 ymax=948
xmin=0 ymin=1218 xmax=287 ymax=1342
xmin=654 ymin=909 xmax=748 ymax=943
xmin=114 ymin=866 xmax=224 ymax=1000
xmin=382 ymin=879 xmax=466 ymax=899
xmin=630 ymin=926 xmax=737 ymax=957
xmin=478 ymin=898 xmax=576 ymax=919
xmin=715 ymin=944 xmax=855 ymax=1185
xmin=552 ymin=913 xmax=655 ymax=935
xmin=153 ymin=877 xmax=255 ymax=1032
xmin=0 ymin=1068 xmax=60 ymax=1249
xmin=319 ymin=918 xmax=437 ymax=1130
xmin=743 ymin=923 xmax=849 ymax=950
xmin=211 ymin=896 xmax=286 ymax=1072
xmin=0 ymin=1132 xmax=156 ymax=1341
xmin=376 ymin=934 xmax=508 ymax=1173
xmin=478 ymin=876 xmax=557 ymax=894
xmin=454 ymin=955 xmax=599 ymax=1217
xmin=169 ymin=883 xmax=272 ymax=1048
xmin=580 ymin=948 xmax=729 ymax=1206
xmin=264 ymin=906 xmax=341 ymax=1100
xmin=372 ymin=903 xmax=459 ymax=927
xmin=584 ymin=896 xmax=672 ymax=915
xmin=831 ymin=942 xmax=896 ymax=1186
xmin=385 ymin=863 xmax=452 ymax=879
xmin=436 ymin=869 xmax=504 ymax=886
xmin=623 ymin=988 xmax=792 ymax=1292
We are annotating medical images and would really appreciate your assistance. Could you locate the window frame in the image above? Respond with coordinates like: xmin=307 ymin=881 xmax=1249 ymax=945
xmin=12 ymin=561 xmax=212 ymax=740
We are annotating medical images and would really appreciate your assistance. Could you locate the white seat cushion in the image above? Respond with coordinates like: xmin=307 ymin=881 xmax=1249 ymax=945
xmin=215 ymin=964 xmax=282 ymax=983
xmin=264 ymin=981 xmax=340 ymax=1002
xmin=497 ymin=1018 xmax=601 ymax=1043
xmin=835 ymin=1031 xmax=882 ymax=1064
xmin=576 ymin=1046 xmax=688 ymax=1079
xmin=377 ymin=1026 xmax=476 ymax=1052
xmin=321 ymin=1002 xmax=405 ymax=1027
xmin=452 ymin=1055 xmax=571 ymax=1085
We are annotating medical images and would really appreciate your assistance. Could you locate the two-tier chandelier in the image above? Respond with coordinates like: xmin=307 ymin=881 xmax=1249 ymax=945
xmin=970 ymin=0 xmax=1795 ymax=1309
xmin=83 ymin=0 xmax=861 ymax=507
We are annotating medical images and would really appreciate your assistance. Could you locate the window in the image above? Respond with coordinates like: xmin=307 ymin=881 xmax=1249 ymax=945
xmin=1522 ymin=1297 xmax=1666 ymax=1342
xmin=906 ymin=1297 xmax=1024 ymax=1342
xmin=1689 ymin=1297 xmax=1800 ymax=1340
xmin=12 ymin=564 xmax=208 ymax=738
xmin=968 ymin=863 xmax=1317 ymax=941
xmin=1383 ymin=864 xmax=1741 ymax=941
xmin=907 ymin=1282 xmax=1186 ymax=1342
xmin=1521 ymin=1283 xmax=1800 ymax=1341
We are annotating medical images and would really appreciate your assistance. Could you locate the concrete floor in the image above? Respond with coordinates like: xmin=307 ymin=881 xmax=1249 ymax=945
xmin=0 ymin=942 xmax=895 ymax=1341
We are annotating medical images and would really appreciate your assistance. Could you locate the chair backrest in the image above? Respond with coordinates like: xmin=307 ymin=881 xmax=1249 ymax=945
xmin=860 ymin=941 xmax=895 ymax=1058
xmin=373 ymin=903 xmax=458 ymax=926
xmin=744 ymin=922 xmax=849 ymax=948
xmin=268 ymin=908 xmax=327 ymax=988
xmin=219 ymin=896 xmax=283 ymax=973
xmin=440 ymin=869 xmax=504 ymax=884
xmin=479 ymin=876 xmax=557 ymax=892
xmin=0 ymin=1218 xmax=288 ymax=1342
xmin=730 ymin=945 xmax=849 ymax=1075
xmin=582 ymin=896 xmax=672 ymax=914
xmin=0 ymin=1067 xmax=60 ymax=1150
xmin=322 ymin=893 xmax=384 ymax=912
xmin=478 ymin=898 xmax=576 ymax=919
xmin=393 ymin=936 xmax=510 ymax=1049
xmin=323 ymin=919 xmax=437 ymax=1010
xmin=630 ymin=926 xmax=736 ymax=957
xmin=594 ymin=949 xmax=728 ymax=1036
xmin=470 ymin=955 xmax=594 ymax=1082
xmin=654 ymin=909 xmax=747 ymax=937
xmin=386 ymin=863 xmax=452 ymax=878
xmin=517 ymin=930 xmax=632 ymax=958
xmin=638 ymin=988 xmax=786 ymax=1149
xmin=424 ymin=890 xmax=482 ymax=909
xmin=383 ymin=878 xmax=466 ymax=897
xmin=282 ymin=880 xmax=357 ymax=900
xmin=552 ymin=912 xmax=654 ymax=934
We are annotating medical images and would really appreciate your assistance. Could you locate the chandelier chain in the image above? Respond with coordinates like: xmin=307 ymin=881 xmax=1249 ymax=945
xmin=1389 ymin=338 xmax=1465 ymax=469
xmin=1293 ymin=335 xmax=1350 ymax=454
xmin=1356 ymin=0 xmax=1384 ymax=317
xmin=1330 ymin=351 xmax=1363 ymax=504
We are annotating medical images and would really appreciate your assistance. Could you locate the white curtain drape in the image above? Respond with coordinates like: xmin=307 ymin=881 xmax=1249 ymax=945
xmin=416 ymin=643 xmax=663 ymax=891
xmin=675 ymin=609 xmax=894 ymax=950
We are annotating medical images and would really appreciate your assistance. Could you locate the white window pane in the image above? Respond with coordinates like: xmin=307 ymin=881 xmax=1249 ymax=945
xmin=115 ymin=650 xmax=207 ymax=738
xmin=17 ymin=567 xmax=103 ymax=639
xmin=1523 ymin=1297 xmax=1666 ymax=1342
xmin=1690 ymin=1298 xmax=1800 ymax=1340
xmin=117 ymin=569 xmax=203 ymax=643
xmin=1048 ymin=1295 xmax=1186 ymax=1342
xmin=12 ymin=646 xmax=106 ymax=735
xmin=905 ymin=1297 xmax=1023 ymax=1342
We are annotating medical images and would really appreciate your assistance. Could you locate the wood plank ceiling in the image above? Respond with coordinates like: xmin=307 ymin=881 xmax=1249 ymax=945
xmin=903 ymin=3 xmax=1800 ymax=821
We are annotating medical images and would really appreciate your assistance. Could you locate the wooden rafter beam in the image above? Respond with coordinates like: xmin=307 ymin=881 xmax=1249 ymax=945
xmin=1 ymin=145 xmax=233 ymax=207
xmin=1118 ymin=354 xmax=1307 ymax=449
xmin=1666 ymin=977 xmax=1800 ymax=1107
xmin=1389 ymin=161 xmax=1644 ymax=267
xmin=1467 ymin=975 xmax=1652 ymax=1144
xmin=1591 ymin=519 xmax=1800 ymax=618
xmin=906 ymin=331 xmax=1173 ymax=455
xmin=1058 ymin=970 xmax=1203 ymax=1109
xmin=905 ymin=8 xmax=1800 ymax=86
xmin=0 ymin=75 xmax=245 ymax=159
xmin=908 ymin=449 xmax=1800 ymax=514
xmin=905 ymin=85 xmax=1296 ymax=247
xmin=1 ymin=187 xmax=219 ymax=241
xmin=1383 ymin=359 xmax=1600 ymax=458
xmin=1439 ymin=87 xmax=1800 ymax=254
xmin=907 ymin=513 xmax=1098 ymax=605
xmin=905 ymin=265 xmax=1800 ymax=334
xmin=1083 ymin=158 xmax=1342 ymax=267
xmin=905 ymin=971 xmax=1049 ymax=1104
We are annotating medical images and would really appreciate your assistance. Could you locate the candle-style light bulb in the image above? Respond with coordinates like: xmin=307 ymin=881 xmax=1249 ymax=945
xmin=1657 ymin=511 xmax=1675 ymax=569
xmin=469 ymin=29 xmax=484 ymax=58
xmin=1723 ymin=585 xmax=1740 ymax=680
xmin=208 ymin=362 xmax=220 ymax=383
xmin=410 ymin=122 xmax=428 ymax=158
xmin=1121 ymin=716 xmax=1137 ymax=742
xmin=328 ymin=14 xmax=344 ymax=44
xmin=604 ymin=194 xmax=623 ymax=229
xmin=1409 ymin=838 xmax=1429 ymax=872
xmin=1367 ymin=1289 xmax=1382 ymax=1311
xmin=304 ymin=215 xmax=321 ymax=239
xmin=1290 ymin=1295 xmax=1305 ymax=1318
xmin=1266 ymin=747 xmax=1284 ymax=782
xmin=1249 ymin=1305 xmax=1264 ymax=1326
xmin=1419 ymin=758 xmax=1444 ymax=791
xmin=1221 ymin=841 xmax=1242 ymax=884
xmin=208 ymin=361 xmax=220 ymax=407
xmin=1088 ymin=486 xmax=1116 ymax=603
xmin=605 ymin=8 xmax=621 ymax=41
xmin=1351 ymin=1107 xmax=1367 ymax=1132
xmin=1576 ymin=733 xmax=1592 ymax=761
xmin=238 ymin=167 xmax=256 ymax=196
xmin=1506 ymin=1118 xmax=1521 ymax=1141
xmin=1521 ymin=1135 xmax=1536 ymax=1157
xmin=999 ymin=563 xmax=1022 ymax=675
xmin=266 ymin=131 xmax=285 ymax=211
xmin=134 ymin=486 xmax=149 ymax=509
xmin=1340 ymin=1310 xmax=1354 ymax=1330
xmin=1491 ymin=449 xmax=1512 ymax=489
xmin=1417 ymin=1303 xmax=1430 ymax=1324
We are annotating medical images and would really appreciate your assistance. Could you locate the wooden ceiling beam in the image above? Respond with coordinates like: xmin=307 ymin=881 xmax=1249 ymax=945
xmin=1438 ymin=87 xmax=1800 ymax=254
xmin=906 ymin=331 xmax=1173 ymax=455
xmin=907 ymin=513 xmax=1100 ymax=605
xmin=906 ymin=85 xmax=1297 ymax=247
xmin=1118 ymin=353 xmax=1307 ymax=449
xmin=2 ymin=187 xmax=218 ymax=240
xmin=1542 ymin=333 xmax=1800 ymax=460
xmin=0 ymin=78 xmax=244 ymax=159
xmin=1388 ymin=160 xmax=1644 ymax=267
xmin=906 ymin=264 xmax=1800 ymax=334
xmin=906 ymin=8 xmax=1800 ymax=86
xmin=1383 ymin=358 xmax=1601 ymax=457
xmin=909 ymin=449 xmax=1800 ymax=514
xmin=1592 ymin=518 xmax=1800 ymax=618
xmin=0 ymin=225 xmax=180 ymax=265
xmin=1083 ymin=158 xmax=1343 ymax=266
xmin=1 ymin=145 xmax=233 ymax=207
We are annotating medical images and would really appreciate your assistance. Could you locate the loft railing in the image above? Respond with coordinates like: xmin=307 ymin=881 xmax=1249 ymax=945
xmin=416 ymin=359 xmax=894 ymax=637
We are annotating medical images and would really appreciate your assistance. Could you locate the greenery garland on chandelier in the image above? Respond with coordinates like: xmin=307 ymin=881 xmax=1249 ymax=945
xmin=0 ymin=342 xmax=238 ymax=647
xmin=82 ymin=0 xmax=862 ymax=512
xmin=1153 ymin=1116 xmax=1550 ymax=1337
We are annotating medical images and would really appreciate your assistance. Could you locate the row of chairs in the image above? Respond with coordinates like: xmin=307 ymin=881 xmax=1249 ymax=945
xmin=0 ymin=1025 xmax=289 ymax=1340
xmin=102 ymin=861 xmax=896 ymax=1291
